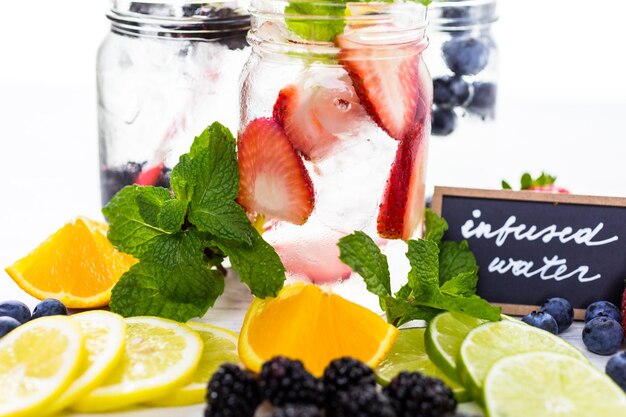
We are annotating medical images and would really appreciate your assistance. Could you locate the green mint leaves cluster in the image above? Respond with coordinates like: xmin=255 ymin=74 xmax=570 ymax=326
xmin=338 ymin=209 xmax=501 ymax=327
xmin=286 ymin=0 xmax=433 ymax=43
xmin=502 ymin=172 xmax=557 ymax=191
xmin=102 ymin=122 xmax=285 ymax=322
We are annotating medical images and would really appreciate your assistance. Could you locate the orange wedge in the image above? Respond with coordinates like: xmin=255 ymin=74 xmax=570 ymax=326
xmin=5 ymin=217 xmax=136 ymax=308
xmin=239 ymin=282 xmax=399 ymax=377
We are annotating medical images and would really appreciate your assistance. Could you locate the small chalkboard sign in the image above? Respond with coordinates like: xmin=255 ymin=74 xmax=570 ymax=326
xmin=432 ymin=187 xmax=626 ymax=319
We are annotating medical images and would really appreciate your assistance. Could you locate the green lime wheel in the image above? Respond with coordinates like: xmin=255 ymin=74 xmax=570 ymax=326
xmin=376 ymin=328 xmax=470 ymax=402
xmin=484 ymin=352 xmax=626 ymax=416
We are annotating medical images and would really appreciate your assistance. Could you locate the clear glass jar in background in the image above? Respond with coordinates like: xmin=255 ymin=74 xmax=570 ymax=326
xmin=240 ymin=0 xmax=431 ymax=293
xmin=98 ymin=0 xmax=251 ymax=205
xmin=425 ymin=0 xmax=498 ymax=137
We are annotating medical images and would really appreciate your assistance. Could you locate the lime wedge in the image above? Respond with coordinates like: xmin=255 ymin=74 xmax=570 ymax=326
xmin=425 ymin=312 xmax=485 ymax=383
xmin=458 ymin=320 xmax=587 ymax=402
xmin=376 ymin=328 xmax=469 ymax=402
xmin=484 ymin=352 xmax=626 ymax=416
xmin=148 ymin=322 xmax=239 ymax=406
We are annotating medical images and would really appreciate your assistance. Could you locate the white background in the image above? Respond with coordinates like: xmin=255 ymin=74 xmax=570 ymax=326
xmin=0 ymin=1 xmax=624 ymax=416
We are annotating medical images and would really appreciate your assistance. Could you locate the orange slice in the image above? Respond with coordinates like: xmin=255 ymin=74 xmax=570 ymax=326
xmin=5 ymin=217 xmax=136 ymax=308
xmin=239 ymin=282 xmax=399 ymax=377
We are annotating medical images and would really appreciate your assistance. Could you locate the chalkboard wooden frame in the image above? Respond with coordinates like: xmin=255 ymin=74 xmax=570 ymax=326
xmin=432 ymin=187 xmax=626 ymax=319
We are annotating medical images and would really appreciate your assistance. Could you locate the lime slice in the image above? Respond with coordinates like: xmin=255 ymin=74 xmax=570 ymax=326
xmin=71 ymin=316 xmax=203 ymax=412
xmin=484 ymin=352 xmax=626 ymax=416
xmin=425 ymin=312 xmax=485 ymax=383
xmin=0 ymin=316 xmax=86 ymax=417
xmin=149 ymin=322 xmax=239 ymax=406
xmin=376 ymin=328 xmax=469 ymax=402
xmin=458 ymin=320 xmax=587 ymax=402
xmin=48 ymin=311 xmax=127 ymax=413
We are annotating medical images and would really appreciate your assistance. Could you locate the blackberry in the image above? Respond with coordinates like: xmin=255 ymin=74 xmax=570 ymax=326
xmin=271 ymin=405 xmax=322 ymax=417
xmin=384 ymin=372 xmax=456 ymax=417
xmin=323 ymin=357 xmax=376 ymax=406
xmin=260 ymin=356 xmax=324 ymax=406
xmin=333 ymin=387 xmax=396 ymax=417
xmin=205 ymin=364 xmax=261 ymax=417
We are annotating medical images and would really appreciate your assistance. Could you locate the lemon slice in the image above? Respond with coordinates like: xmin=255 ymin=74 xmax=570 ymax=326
xmin=149 ymin=322 xmax=239 ymax=406
xmin=71 ymin=316 xmax=203 ymax=412
xmin=0 ymin=316 xmax=86 ymax=417
xmin=48 ymin=311 xmax=126 ymax=413
xmin=484 ymin=352 xmax=626 ymax=416
xmin=458 ymin=320 xmax=588 ymax=401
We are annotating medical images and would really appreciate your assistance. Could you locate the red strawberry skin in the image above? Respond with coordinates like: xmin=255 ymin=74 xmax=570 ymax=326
xmin=237 ymin=118 xmax=315 ymax=225
xmin=528 ymin=184 xmax=570 ymax=194
xmin=337 ymin=32 xmax=423 ymax=141
xmin=134 ymin=163 xmax=164 ymax=186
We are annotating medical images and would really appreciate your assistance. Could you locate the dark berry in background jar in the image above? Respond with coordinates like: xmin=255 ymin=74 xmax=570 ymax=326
xmin=0 ymin=300 xmax=31 ymax=324
xmin=467 ymin=82 xmax=497 ymax=120
xmin=432 ymin=108 xmax=457 ymax=136
xmin=32 ymin=299 xmax=68 ymax=320
xmin=582 ymin=316 xmax=624 ymax=355
xmin=442 ymin=37 xmax=490 ymax=76
xmin=433 ymin=76 xmax=471 ymax=108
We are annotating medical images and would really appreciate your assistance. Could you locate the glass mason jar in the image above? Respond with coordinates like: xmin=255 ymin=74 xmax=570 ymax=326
xmin=239 ymin=0 xmax=432 ymax=287
xmin=425 ymin=0 xmax=498 ymax=137
xmin=98 ymin=0 xmax=251 ymax=205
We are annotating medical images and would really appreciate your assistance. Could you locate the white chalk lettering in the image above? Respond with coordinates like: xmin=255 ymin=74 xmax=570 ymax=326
xmin=487 ymin=255 xmax=601 ymax=283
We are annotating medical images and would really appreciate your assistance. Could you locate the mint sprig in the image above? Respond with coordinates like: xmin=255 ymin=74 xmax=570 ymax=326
xmin=103 ymin=122 xmax=286 ymax=321
xmin=285 ymin=0 xmax=433 ymax=43
xmin=338 ymin=209 xmax=501 ymax=327
xmin=502 ymin=171 xmax=558 ymax=191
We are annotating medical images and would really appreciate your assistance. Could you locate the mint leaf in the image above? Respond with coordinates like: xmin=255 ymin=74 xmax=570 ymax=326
xmin=103 ymin=185 xmax=185 ymax=258
xmin=338 ymin=231 xmax=391 ymax=297
xmin=285 ymin=1 xmax=346 ymax=43
xmin=109 ymin=231 xmax=225 ymax=321
xmin=438 ymin=240 xmax=478 ymax=284
xmin=520 ymin=172 xmax=532 ymax=190
xmin=433 ymin=293 xmax=501 ymax=321
xmin=440 ymin=270 xmax=478 ymax=297
xmin=214 ymin=231 xmax=286 ymax=299
xmin=406 ymin=239 xmax=440 ymax=299
xmin=502 ymin=180 xmax=512 ymax=190
xmin=172 ymin=122 xmax=255 ymax=245
xmin=424 ymin=209 xmax=448 ymax=244
xmin=382 ymin=296 xmax=439 ymax=326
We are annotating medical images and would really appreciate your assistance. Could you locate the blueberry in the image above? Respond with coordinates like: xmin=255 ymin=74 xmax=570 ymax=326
xmin=442 ymin=37 xmax=490 ymax=76
xmin=433 ymin=76 xmax=471 ymax=109
xmin=432 ymin=108 xmax=457 ymax=136
xmin=31 ymin=299 xmax=68 ymax=320
xmin=539 ymin=297 xmax=573 ymax=333
xmin=585 ymin=301 xmax=622 ymax=324
xmin=0 ymin=317 xmax=21 ymax=338
xmin=606 ymin=352 xmax=626 ymax=392
xmin=442 ymin=6 xmax=470 ymax=20
xmin=100 ymin=161 xmax=145 ymax=206
xmin=467 ymin=82 xmax=497 ymax=120
xmin=582 ymin=317 xmax=624 ymax=355
xmin=156 ymin=167 xmax=172 ymax=189
xmin=0 ymin=300 xmax=31 ymax=324
xmin=521 ymin=311 xmax=558 ymax=335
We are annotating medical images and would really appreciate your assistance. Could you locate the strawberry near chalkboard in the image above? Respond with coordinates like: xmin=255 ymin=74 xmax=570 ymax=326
xmin=431 ymin=187 xmax=626 ymax=320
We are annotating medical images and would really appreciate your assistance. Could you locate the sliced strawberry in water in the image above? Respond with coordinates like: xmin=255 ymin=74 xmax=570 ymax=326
xmin=337 ymin=30 xmax=423 ymax=141
xmin=377 ymin=122 xmax=429 ymax=240
xmin=528 ymin=184 xmax=570 ymax=194
xmin=134 ymin=163 xmax=164 ymax=186
xmin=273 ymin=73 xmax=365 ymax=161
xmin=237 ymin=118 xmax=315 ymax=225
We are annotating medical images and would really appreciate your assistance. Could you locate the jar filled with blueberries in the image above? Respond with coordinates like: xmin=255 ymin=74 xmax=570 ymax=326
xmin=426 ymin=0 xmax=498 ymax=137
xmin=98 ymin=1 xmax=251 ymax=205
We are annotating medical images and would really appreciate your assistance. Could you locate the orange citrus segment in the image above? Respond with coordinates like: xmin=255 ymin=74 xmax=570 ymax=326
xmin=5 ymin=217 xmax=136 ymax=308
xmin=239 ymin=282 xmax=399 ymax=377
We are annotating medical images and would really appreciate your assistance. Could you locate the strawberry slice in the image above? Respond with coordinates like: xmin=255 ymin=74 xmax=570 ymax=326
xmin=337 ymin=30 xmax=423 ymax=141
xmin=134 ymin=163 xmax=164 ymax=186
xmin=377 ymin=123 xmax=428 ymax=240
xmin=237 ymin=118 xmax=315 ymax=225
xmin=273 ymin=74 xmax=365 ymax=161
